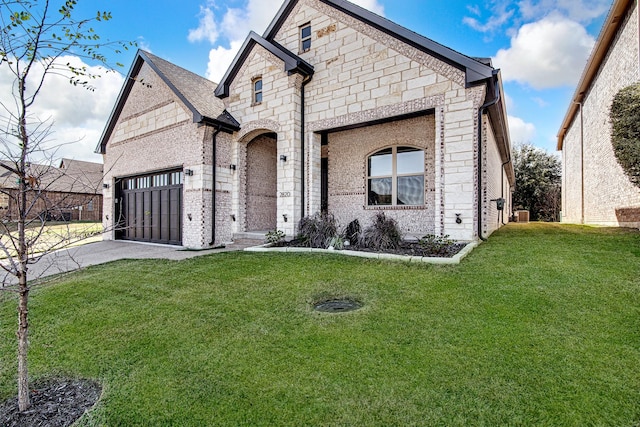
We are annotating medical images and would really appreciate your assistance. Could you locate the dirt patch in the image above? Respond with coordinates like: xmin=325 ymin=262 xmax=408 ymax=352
xmin=0 ymin=378 xmax=101 ymax=427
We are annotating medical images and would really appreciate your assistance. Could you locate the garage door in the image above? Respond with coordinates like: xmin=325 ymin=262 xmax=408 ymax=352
xmin=116 ymin=170 xmax=183 ymax=245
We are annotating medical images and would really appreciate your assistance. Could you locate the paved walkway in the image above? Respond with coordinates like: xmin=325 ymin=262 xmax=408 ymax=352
xmin=16 ymin=240 xmax=257 ymax=283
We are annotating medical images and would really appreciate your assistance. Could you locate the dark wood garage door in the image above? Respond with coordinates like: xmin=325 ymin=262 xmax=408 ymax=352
xmin=117 ymin=170 xmax=183 ymax=245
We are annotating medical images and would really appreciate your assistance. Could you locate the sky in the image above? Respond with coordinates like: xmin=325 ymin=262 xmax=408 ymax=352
xmin=0 ymin=0 xmax=613 ymax=163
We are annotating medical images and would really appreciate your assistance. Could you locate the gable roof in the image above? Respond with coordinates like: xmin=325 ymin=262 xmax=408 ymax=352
xmin=215 ymin=32 xmax=314 ymax=98
xmin=556 ymin=0 xmax=634 ymax=150
xmin=0 ymin=160 xmax=103 ymax=194
xmin=96 ymin=50 xmax=240 ymax=154
xmin=262 ymin=0 xmax=495 ymax=87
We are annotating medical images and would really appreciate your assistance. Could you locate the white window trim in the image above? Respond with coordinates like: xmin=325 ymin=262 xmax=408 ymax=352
xmin=300 ymin=23 xmax=311 ymax=53
xmin=367 ymin=146 xmax=425 ymax=207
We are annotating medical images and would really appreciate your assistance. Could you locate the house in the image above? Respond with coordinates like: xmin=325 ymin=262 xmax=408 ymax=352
xmin=98 ymin=0 xmax=514 ymax=248
xmin=0 ymin=159 xmax=103 ymax=222
xmin=557 ymin=0 xmax=640 ymax=227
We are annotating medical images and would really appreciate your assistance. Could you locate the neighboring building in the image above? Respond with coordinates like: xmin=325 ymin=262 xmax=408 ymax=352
xmin=557 ymin=0 xmax=640 ymax=227
xmin=0 ymin=158 xmax=103 ymax=222
xmin=98 ymin=0 xmax=514 ymax=248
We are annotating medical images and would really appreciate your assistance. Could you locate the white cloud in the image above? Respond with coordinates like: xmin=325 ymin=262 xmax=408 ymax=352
xmin=508 ymin=115 xmax=536 ymax=144
xmin=492 ymin=16 xmax=595 ymax=89
xmin=198 ymin=0 xmax=384 ymax=83
xmin=206 ymin=40 xmax=244 ymax=83
xmin=188 ymin=6 xmax=220 ymax=44
xmin=518 ymin=0 xmax=610 ymax=23
xmin=350 ymin=0 xmax=384 ymax=16
xmin=463 ymin=7 xmax=514 ymax=33
xmin=0 ymin=55 xmax=124 ymax=162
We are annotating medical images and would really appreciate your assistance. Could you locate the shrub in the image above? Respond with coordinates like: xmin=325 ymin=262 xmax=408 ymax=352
xmin=265 ymin=229 xmax=285 ymax=245
xmin=418 ymin=234 xmax=454 ymax=255
xmin=296 ymin=213 xmax=338 ymax=248
xmin=327 ymin=236 xmax=345 ymax=250
xmin=359 ymin=212 xmax=402 ymax=250
xmin=343 ymin=219 xmax=360 ymax=245
xmin=610 ymin=83 xmax=640 ymax=189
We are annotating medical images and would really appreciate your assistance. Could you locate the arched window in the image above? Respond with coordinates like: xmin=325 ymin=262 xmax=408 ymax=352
xmin=367 ymin=146 xmax=424 ymax=206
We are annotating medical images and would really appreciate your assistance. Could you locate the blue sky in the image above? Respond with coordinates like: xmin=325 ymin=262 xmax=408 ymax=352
xmin=2 ymin=0 xmax=613 ymax=161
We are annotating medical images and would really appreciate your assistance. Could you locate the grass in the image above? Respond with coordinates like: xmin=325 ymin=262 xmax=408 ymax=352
xmin=0 ymin=223 xmax=638 ymax=426
xmin=0 ymin=221 xmax=102 ymax=259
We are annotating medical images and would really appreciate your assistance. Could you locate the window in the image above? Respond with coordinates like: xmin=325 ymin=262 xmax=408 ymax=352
xmin=367 ymin=146 xmax=424 ymax=206
xmin=253 ymin=77 xmax=263 ymax=104
xmin=300 ymin=23 xmax=311 ymax=52
xmin=87 ymin=200 xmax=94 ymax=212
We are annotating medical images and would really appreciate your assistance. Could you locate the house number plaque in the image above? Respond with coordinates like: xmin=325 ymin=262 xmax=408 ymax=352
xmin=279 ymin=192 xmax=291 ymax=197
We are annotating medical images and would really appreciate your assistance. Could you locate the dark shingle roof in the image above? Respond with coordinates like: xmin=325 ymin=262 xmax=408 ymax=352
xmin=263 ymin=0 xmax=495 ymax=87
xmin=96 ymin=50 xmax=240 ymax=154
xmin=215 ymin=32 xmax=314 ymax=98
xmin=0 ymin=159 xmax=103 ymax=194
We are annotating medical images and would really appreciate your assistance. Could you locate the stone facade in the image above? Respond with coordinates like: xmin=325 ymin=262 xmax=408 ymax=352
xmin=100 ymin=0 xmax=514 ymax=248
xmin=218 ymin=0 xmax=512 ymax=241
xmin=327 ymin=115 xmax=437 ymax=236
xmin=102 ymin=62 xmax=215 ymax=248
xmin=559 ymin=0 xmax=640 ymax=227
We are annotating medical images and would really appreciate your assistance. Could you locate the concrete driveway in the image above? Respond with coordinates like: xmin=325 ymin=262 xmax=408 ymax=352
xmin=13 ymin=240 xmax=252 ymax=283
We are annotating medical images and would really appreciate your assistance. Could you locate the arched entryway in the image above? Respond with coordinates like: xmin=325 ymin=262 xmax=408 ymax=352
xmin=245 ymin=132 xmax=277 ymax=231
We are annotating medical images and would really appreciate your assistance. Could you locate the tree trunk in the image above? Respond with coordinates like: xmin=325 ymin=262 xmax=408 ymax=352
xmin=17 ymin=274 xmax=30 ymax=412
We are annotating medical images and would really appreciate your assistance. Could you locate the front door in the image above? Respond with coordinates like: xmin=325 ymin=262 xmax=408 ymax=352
xmin=245 ymin=133 xmax=277 ymax=231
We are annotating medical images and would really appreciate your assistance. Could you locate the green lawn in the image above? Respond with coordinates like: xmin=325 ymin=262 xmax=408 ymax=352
xmin=0 ymin=221 xmax=102 ymax=259
xmin=0 ymin=223 xmax=638 ymax=426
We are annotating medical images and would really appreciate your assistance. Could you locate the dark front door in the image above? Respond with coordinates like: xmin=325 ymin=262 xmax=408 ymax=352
xmin=118 ymin=170 xmax=183 ymax=245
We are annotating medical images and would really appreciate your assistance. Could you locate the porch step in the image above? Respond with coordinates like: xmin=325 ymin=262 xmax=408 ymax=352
xmin=233 ymin=231 xmax=268 ymax=241
xmin=228 ymin=232 xmax=267 ymax=249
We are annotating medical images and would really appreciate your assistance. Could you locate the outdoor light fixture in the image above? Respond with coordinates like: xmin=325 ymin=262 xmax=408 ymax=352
xmin=283 ymin=214 xmax=288 ymax=222
xmin=102 ymin=183 xmax=110 ymax=189
xmin=230 ymin=164 xmax=237 ymax=171
xmin=279 ymin=155 xmax=287 ymax=162
xmin=231 ymin=214 xmax=236 ymax=221
xmin=184 ymin=169 xmax=194 ymax=176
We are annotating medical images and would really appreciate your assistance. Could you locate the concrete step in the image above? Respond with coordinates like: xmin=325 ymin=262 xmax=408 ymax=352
xmin=227 ymin=232 xmax=267 ymax=249
xmin=233 ymin=231 xmax=268 ymax=241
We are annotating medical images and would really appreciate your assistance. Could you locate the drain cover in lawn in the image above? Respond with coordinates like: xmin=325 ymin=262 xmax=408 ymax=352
xmin=313 ymin=299 xmax=362 ymax=313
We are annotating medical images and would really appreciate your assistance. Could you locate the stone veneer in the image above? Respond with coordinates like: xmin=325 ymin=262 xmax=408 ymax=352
xmin=102 ymin=63 xmax=230 ymax=248
xmin=220 ymin=0 xmax=501 ymax=241
xmin=562 ymin=1 xmax=640 ymax=227
xmin=327 ymin=115 xmax=436 ymax=236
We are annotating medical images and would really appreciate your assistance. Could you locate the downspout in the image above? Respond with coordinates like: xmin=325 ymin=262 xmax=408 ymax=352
xmin=210 ymin=125 xmax=223 ymax=247
xmin=501 ymin=157 xmax=511 ymax=225
xmin=477 ymin=76 xmax=500 ymax=241
xmin=300 ymin=74 xmax=313 ymax=219
xmin=576 ymin=101 xmax=585 ymax=224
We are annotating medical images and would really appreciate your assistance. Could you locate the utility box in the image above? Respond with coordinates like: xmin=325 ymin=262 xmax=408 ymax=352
xmin=516 ymin=210 xmax=530 ymax=223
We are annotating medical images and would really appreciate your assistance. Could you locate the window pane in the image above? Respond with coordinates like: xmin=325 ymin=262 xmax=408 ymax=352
xmin=254 ymin=79 xmax=262 ymax=91
xmin=302 ymin=39 xmax=311 ymax=51
xmin=368 ymin=177 xmax=392 ymax=205
xmin=368 ymin=148 xmax=392 ymax=176
xmin=397 ymin=147 xmax=424 ymax=174
xmin=397 ymin=175 xmax=424 ymax=205
xmin=301 ymin=25 xmax=311 ymax=39
xmin=255 ymin=92 xmax=262 ymax=103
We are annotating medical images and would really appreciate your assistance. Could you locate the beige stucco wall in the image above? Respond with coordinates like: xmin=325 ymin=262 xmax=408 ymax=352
xmin=562 ymin=0 xmax=640 ymax=227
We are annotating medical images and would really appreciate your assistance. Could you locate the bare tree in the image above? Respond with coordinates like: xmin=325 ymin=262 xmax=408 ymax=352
xmin=0 ymin=0 xmax=131 ymax=411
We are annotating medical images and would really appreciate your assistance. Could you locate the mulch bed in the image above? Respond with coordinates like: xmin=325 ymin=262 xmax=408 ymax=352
xmin=275 ymin=239 xmax=467 ymax=258
xmin=0 ymin=379 xmax=102 ymax=427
